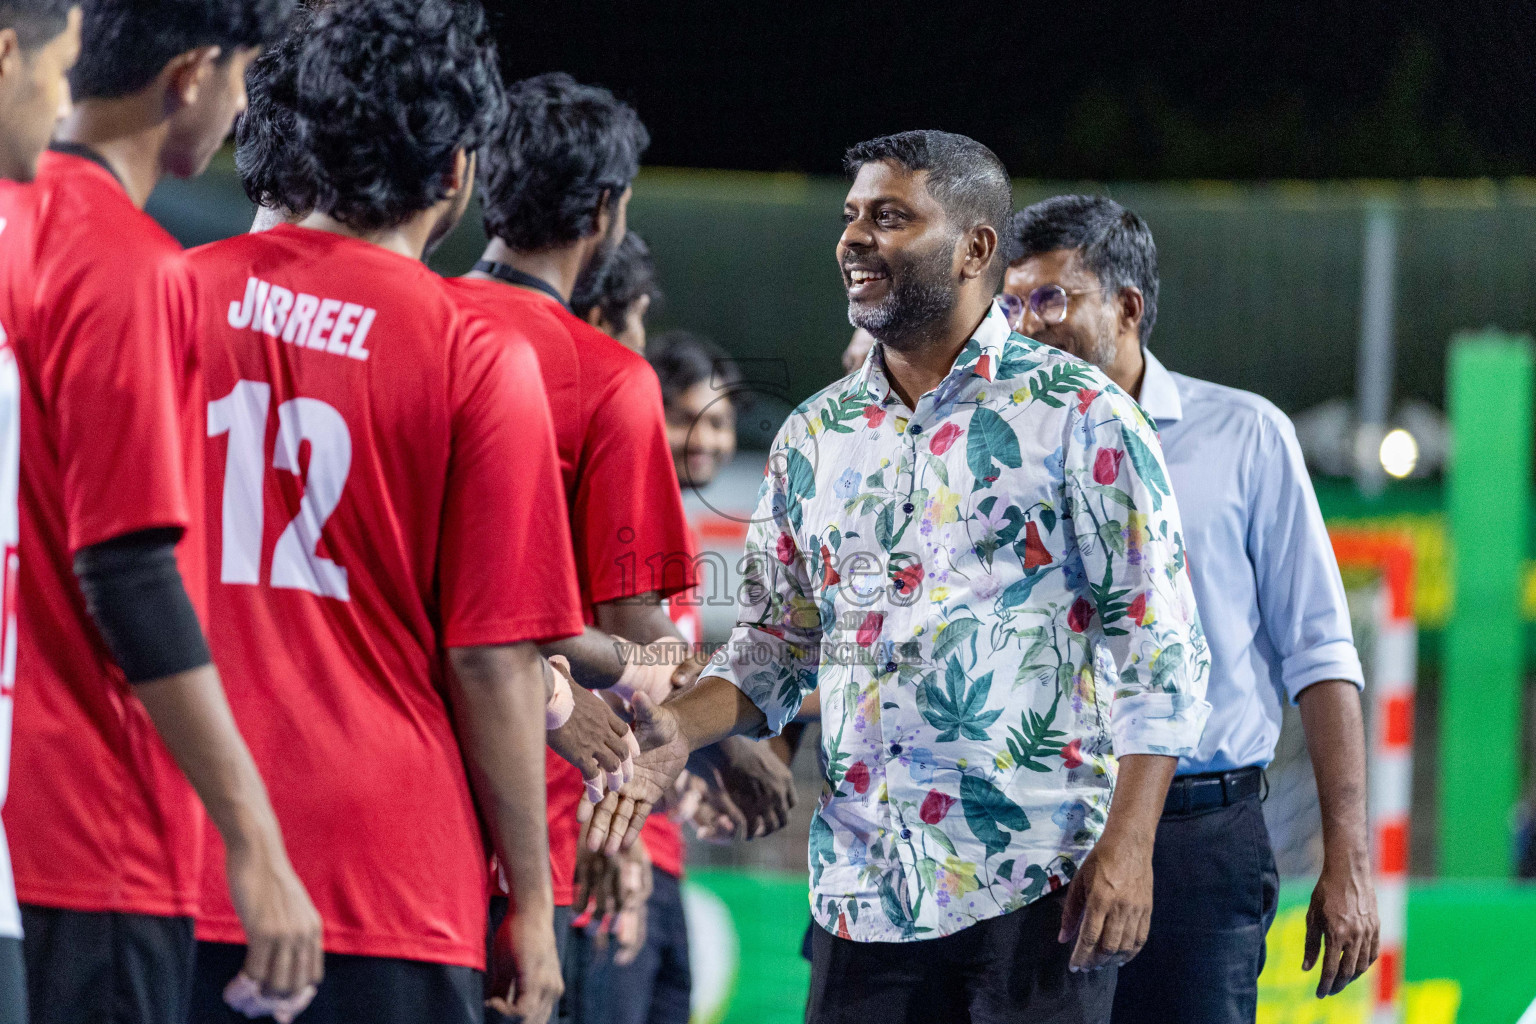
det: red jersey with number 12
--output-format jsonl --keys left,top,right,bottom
{"left": 189, "top": 225, "right": 583, "bottom": 969}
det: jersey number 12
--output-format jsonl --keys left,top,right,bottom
{"left": 209, "top": 380, "right": 351, "bottom": 601}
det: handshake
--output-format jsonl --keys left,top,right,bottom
{"left": 544, "top": 643, "right": 797, "bottom": 855}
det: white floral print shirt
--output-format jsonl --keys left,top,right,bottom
{"left": 709, "top": 303, "right": 1210, "bottom": 942}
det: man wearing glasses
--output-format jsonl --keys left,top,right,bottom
{"left": 1004, "top": 195, "right": 1378, "bottom": 1022}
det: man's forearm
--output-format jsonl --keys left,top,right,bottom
{"left": 1101, "top": 753, "right": 1178, "bottom": 846}
{"left": 671, "top": 675, "right": 769, "bottom": 752}
{"left": 541, "top": 594, "right": 685, "bottom": 689}
{"left": 541, "top": 628, "right": 628, "bottom": 689}
{"left": 1298, "top": 680, "right": 1370, "bottom": 863}
{"left": 135, "top": 665, "right": 289, "bottom": 860}
{"left": 593, "top": 594, "right": 681, "bottom": 647}
{"left": 447, "top": 643, "right": 556, "bottom": 919}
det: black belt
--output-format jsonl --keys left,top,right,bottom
{"left": 1162, "top": 766, "right": 1263, "bottom": 817}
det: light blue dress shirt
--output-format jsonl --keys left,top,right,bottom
{"left": 1138, "top": 350, "right": 1364, "bottom": 775}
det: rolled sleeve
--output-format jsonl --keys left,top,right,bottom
{"left": 1247, "top": 414, "right": 1365, "bottom": 704}
{"left": 1282, "top": 639, "right": 1366, "bottom": 703}
{"left": 710, "top": 442, "right": 823, "bottom": 735}
{"left": 1066, "top": 392, "right": 1211, "bottom": 758}
{"left": 1110, "top": 690, "right": 1213, "bottom": 757}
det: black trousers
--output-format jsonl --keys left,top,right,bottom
{"left": 20, "top": 905, "right": 195, "bottom": 1024}
{"left": 807, "top": 889, "right": 1117, "bottom": 1024}
{"left": 0, "top": 936, "right": 25, "bottom": 1024}
{"left": 1110, "top": 794, "right": 1279, "bottom": 1024}
{"left": 566, "top": 869, "right": 691, "bottom": 1024}
{"left": 190, "top": 941, "right": 481, "bottom": 1024}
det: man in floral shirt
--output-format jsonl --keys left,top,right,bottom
{"left": 593, "top": 131, "right": 1210, "bottom": 1022}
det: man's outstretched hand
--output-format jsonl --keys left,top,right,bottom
{"left": 579, "top": 693, "right": 689, "bottom": 855}
{"left": 693, "top": 736, "right": 797, "bottom": 840}
{"left": 547, "top": 658, "right": 636, "bottom": 802}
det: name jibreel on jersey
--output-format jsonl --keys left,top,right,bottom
{"left": 227, "top": 276, "right": 375, "bottom": 362}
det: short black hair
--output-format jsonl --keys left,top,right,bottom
{"left": 288, "top": 0, "right": 505, "bottom": 233}
{"left": 70, "top": 0, "right": 294, "bottom": 100}
{"left": 571, "top": 230, "right": 661, "bottom": 328}
{"left": 647, "top": 330, "right": 742, "bottom": 409}
{"left": 1010, "top": 195, "right": 1160, "bottom": 345}
{"left": 233, "top": 4, "right": 313, "bottom": 212}
{"left": 844, "top": 130, "right": 1014, "bottom": 285}
{"left": 479, "top": 71, "right": 649, "bottom": 252}
{"left": 0, "top": 0, "right": 74, "bottom": 50}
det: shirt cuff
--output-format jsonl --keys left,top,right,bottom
{"left": 708, "top": 624, "right": 819, "bottom": 737}
{"left": 1110, "top": 692, "right": 1212, "bottom": 758}
{"left": 1280, "top": 640, "right": 1365, "bottom": 704}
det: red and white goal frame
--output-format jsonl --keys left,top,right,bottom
{"left": 1329, "top": 528, "right": 1416, "bottom": 1023}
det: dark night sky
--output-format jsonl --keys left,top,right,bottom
{"left": 489, "top": 1, "right": 1536, "bottom": 179}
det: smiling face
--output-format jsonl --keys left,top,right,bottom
{"left": 837, "top": 160, "right": 963, "bottom": 349}
{"left": 666, "top": 382, "right": 736, "bottom": 488}
{"left": 1003, "top": 248, "right": 1122, "bottom": 370}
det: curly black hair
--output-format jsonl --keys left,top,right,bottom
{"left": 234, "top": 4, "right": 314, "bottom": 213}
{"left": 0, "top": 0, "right": 74, "bottom": 50}
{"left": 289, "top": 0, "right": 505, "bottom": 232}
{"left": 570, "top": 230, "right": 661, "bottom": 328}
{"left": 479, "top": 72, "right": 649, "bottom": 252}
{"left": 70, "top": 0, "right": 295, "bottom": 100}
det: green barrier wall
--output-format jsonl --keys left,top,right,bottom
{"left": 686, "top": 872, "right": 1536, "bottom": 1024}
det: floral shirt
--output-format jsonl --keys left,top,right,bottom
{"left": 710, "top": 303, "right": 1210, "bottom": 943}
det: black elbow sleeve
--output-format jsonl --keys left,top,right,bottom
{"left": 72, "top": 528, "right": 212, "bottom": 684}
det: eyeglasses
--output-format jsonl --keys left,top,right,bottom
{"left": 998, "top": 285, "right": 1102, "bottom": 331}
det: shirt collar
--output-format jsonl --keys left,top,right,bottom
{"left": 1137, "top": 348, "right": 1183, "bottom": 427}
{"left": 855, "top": 300, "right": 1012, "bottom": 399}
{"left": 47, "top": 141, "right": 126, "bottom": 192}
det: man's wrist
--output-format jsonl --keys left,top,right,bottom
{"left": 1320, "top": 833, "right": 1371, "bottom": 872}
{"left": 219, "top": 804, "right": 284, "bottom": 864}
{"left": 1095, "top": 822, "right": 1156, "bottom": 862}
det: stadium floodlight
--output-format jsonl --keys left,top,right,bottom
{"left": 1378, "top": 428, "right": 1419, "bottom": 479}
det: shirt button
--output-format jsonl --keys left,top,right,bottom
{"left": 900, "top": 828, "right": 913, "bottom": 840}
{"left": 884, "top": 661, "right": 898, "bottom": 674}
{"left": 909, "top": 423, "right": 923, "bottom": 435}
{"left": 902, "top": 502, "right": 915, "bottom": 514}
{"left": 890, "top": 743, "right": 903, "bottom": 755}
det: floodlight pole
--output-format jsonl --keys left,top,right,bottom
{"left": 1355, "top": 201, "right": 1398, "bottom": 496}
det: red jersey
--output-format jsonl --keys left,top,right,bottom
{"left": 447, "top": 278, "right": 695, "bottom": 904}
{"left": 190, "top": 226, "right": 582, "bottom": 968}
{"left": 0, "top": 150, "right": 207, "bottom": 918}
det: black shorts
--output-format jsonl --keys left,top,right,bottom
{"left": 565, "top": 870, "right": 691, "bottom": 1024}
{"left": 190, "top": 941, "right": 481, "bottom": 1024}
{"left": 806, "top": 889, "right": 1117, "bottom": 1024}
{"left": 485, "top": 900, "right": 576, "bottom": 1024}
{"left": 20, "top": 904, "right": 195, "bottom": 1024}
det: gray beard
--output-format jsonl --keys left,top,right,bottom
{"left": 846, "top": 250, "right": 958, "bottom": 351}
{"left": 1081, "top": 328, "right": 1120, "bottom": 371}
